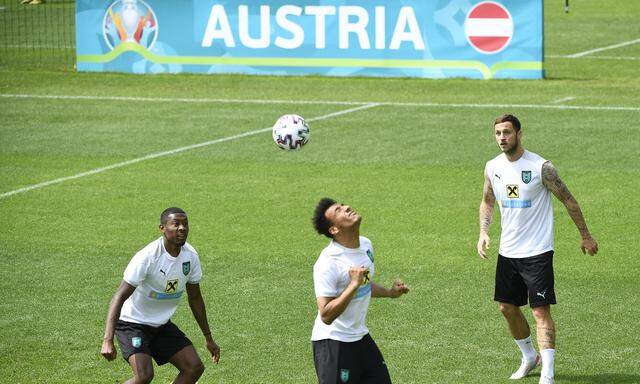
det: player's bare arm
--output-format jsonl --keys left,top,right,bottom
{"left": 371, "top": 280, "right": 409, "bottom": 298}
{"left": 101, "top": 281, "right": 136, "bottom": 361}
{"left": 316, "top": 266, "right": 367, "bottom": 324}
{"left": 186, "top": 282, "right": 220, "bottom": 364}
{"left": 541, "top": 161, "right": 599, "bottom": 255}
{"left": 478, "top": 170, "right": 496, "bottom": 259}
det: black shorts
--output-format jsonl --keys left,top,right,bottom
{"left": 312, "top": 334, "right": 391, "bottom": 384}
{"left": 494, "top": 250, "right": 556, "bottom": 308}
{"left": 115, "top": 320, "right": 192, "bottom": 365}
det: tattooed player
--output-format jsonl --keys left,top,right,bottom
{"left": 477, "top": 114, "right": 599, "bottom": 384}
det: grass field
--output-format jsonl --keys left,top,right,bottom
{"left": 1, "top": 1, "right": 639, "bottom": 383}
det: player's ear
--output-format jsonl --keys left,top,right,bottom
{"left": 329, "top": 225, "right": 339, "bottom": 236}
{"left": 159, "top": 224, "right": 165, "bottom": 233}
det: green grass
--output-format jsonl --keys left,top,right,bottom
{"left": 1, "top": 0, "right": 639, "bottom": 383}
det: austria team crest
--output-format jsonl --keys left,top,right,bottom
{"left": 366, "top": 249, "right": 374, "bottom": 262}
{"left": 522, "top": 170, "right": 532, "bottom": 184}
{"left": 182, "top": 261, "right": 190, "bottom": 276}
{"left": 340, "top": 369, "right": 350, "bottom": 383}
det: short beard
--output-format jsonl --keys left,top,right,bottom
{"left": 502, "top": 138, "right": 520, "bottom": 155}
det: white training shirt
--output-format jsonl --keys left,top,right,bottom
{"left": 486, "top": 150, "right": 554, "bottom": 258}
{"left": 311, "top": 236, "right": 375, "bottom": 342}
{"left": 120, "top": 237, "right": 202, "bottom": 327}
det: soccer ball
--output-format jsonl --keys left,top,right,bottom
{"left": 272, "top": 114, "right": 310, "bottom": 150}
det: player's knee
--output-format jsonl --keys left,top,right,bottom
{"left": 498, "top": 302, "right": 517, "bottom": 316}
{"left": 183, "top": 359, "right": 205, "bottom": 378}
{"left": 134, "top": 370, "right": 154, "bottom": 384}
{"left": 193, "top": 360, "right": 205, "bottom": 378}
{"left": 531, "top": 306, "right": 552, "bottom": 323}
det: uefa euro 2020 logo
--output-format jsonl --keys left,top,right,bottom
{"left": 103, "top": 0, "right": 158, "bottom": 50}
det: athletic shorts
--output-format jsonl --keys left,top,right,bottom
{"left": 115, "top": 320, "right": 192, "bottom": 365}
{"left": 312, "top": 334, "right": 391, "bottom": 384}
{"left": 494, "top": 250, "right": 556, "bottom": 308}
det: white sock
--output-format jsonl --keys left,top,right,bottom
{"left": 515, "top": 336, "right": 537, "bottom": 361}
{"left": 541, "top": 348, "right": 555, "bottom": 377}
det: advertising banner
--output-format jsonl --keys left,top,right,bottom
{"left": 76, "top": 0, "right": 543, "bottom": 79}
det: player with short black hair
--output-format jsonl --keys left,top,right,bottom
{"left": 312, "top": 197, "right": 337, "bottom": 238}
{"left": 101, "top": 208, "right": 220, "bottom": 384}
{"left": 477, "top": 115, "right": 598, "bottom": 384}
{"left": 161, "top": 207, "right": 186, "bottom": 225}
{"left": 311, "top": 198, "right": 409, "bottom": 384}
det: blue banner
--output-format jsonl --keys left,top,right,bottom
{"left": 76, "top": 0, "right": 543, "bottom": 79}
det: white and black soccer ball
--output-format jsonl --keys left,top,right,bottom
{"left": 272, "top": 114, "right": 310, "bottom": 150}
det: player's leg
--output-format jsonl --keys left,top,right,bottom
{"left": 499, "top": 302, "right": 530, "bottom": 339}
{"left": 360, "top": 334, "right": 391, "bottom": 384}
{"left": 115, "top": 320, "right": 155, "bottom": 384}
{"left": 521, "top": 251, "right": 556, "bottom": 384}
{"left": 494, "top": 255, "right": 539, "bottom": 379}
{"left": 125, "top": 353, "right": 155, "bottom": 384}
{"left": 150, "top": 321, "right": 200, "bottom": 383}
{"left": 532, "top": 305, "right": 555, "bottom": 384}
{"left": 312, "top": 339, "right": 340, "bottom": 384}
{"left": 336, "top": 339, "right": 362, "bottom": 384}
{"left": 168, "top": 345, "right": 205, "bottom": 384}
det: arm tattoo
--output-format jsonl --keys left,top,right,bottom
{"left": 542, "top": 161, "right": 591, "bottom": 238}
{"left": 479, "top": 176, "right": 496, "bottom": 233}
{"left": 541, "top": 161, "right": 575, "bottom": 203}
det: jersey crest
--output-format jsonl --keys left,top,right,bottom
{"left": 340, "top": 369, "right": 350, "bottom": 383}
{"left": 366, "top": 249, "right": 374, "bottom": 262}
{"left": 182, "top": 261, "right": 190, "bottom": 276}
{"left": 522, "top": 170, "right": 532, "bottom": 184}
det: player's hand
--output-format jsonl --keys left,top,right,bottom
{"left": 389, "top": 279, "right": 409, "bottom": 298}
{"left": 348, "top": 266, "right": 368, "bottom": 287}
{"left": 477, "top": 233, "right": 490, "bottom": 259}
{"left": 581, "top": 236, "right": 598, "bottom": 256}
{"left": 206, "top": 337, "right": 220, "bottom": 364}
{"left": 101, "top": 338, "right": 117, "bottom": 361}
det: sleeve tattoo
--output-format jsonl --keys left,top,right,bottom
{"left": 541, "top": 161, "right": 591, "bottom": 238}
{"left": 479, "top": 175, "right": 496, "bottom": 233}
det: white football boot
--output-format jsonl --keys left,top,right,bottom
{"left": 510, "top": 354, "right": 541, "bottom": 379}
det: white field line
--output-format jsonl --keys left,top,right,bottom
{"left": 566, "top": 38, "right": 640, "bottom": 58}
{"left": 550, "top": 96, "right": 576, "bottom": 104}
{"left": 2, "top": 93, "right": 639, "bottom": 111}
{"left": 0, "top": 93, "right": 366, "bottom": 106}
{"left": 548, "top": 54, "right": 640, "bottom": 61}
{"left": 0, "top": 103, "right": 379, "bottom": 200}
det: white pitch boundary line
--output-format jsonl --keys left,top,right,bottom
{"left": 2, "top": 93, "right": 639, "bottom": 112}
{"left": 548, "top": 54, "right": 640, "bottom": 61}
{"left": 566, "top": 38, "right": 640, "bottom": 58}
{"left": 0, "top": 93, "right": 366, "bottom": 106}
{"left": 550, "top": 96, "right": 576, "bottom": 104}
{"left": 583, "top": 56, "right": 640, "bottom": 61}
{"left": 0, "top": 103, "right": 379, "bottom": 200}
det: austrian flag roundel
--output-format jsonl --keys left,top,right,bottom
{"left": 465, "top": 1, "right": 513, "bottom": 54}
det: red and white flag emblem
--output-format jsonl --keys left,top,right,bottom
{"left": 465, "top": 1, "right": 513, "bottom": 54}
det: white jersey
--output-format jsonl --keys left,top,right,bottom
{"left": 311, "top": 236, "right": 375, "bottom": 342}
{"left": 120, "top": 237, "right": 203, "bottom": 327}
{"left": 486, "top": 150, "right": 554, "bottom": 258}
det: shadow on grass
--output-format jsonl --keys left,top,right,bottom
{"left": 556, "top": 373, "right": 640, "bottom": 383}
